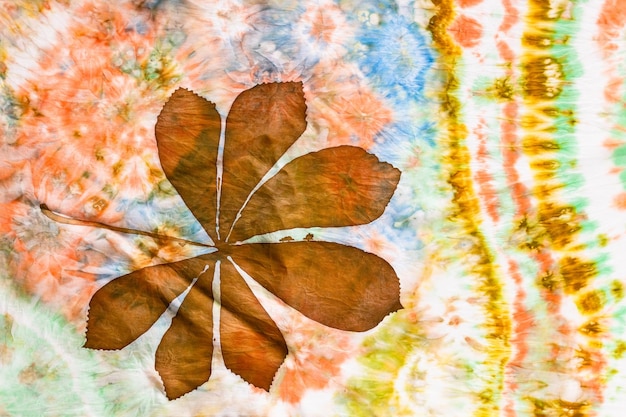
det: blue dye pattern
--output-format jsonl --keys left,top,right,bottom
{"left": 372, "top": 121, "right": 437, "bottom": 163}
{"left": 355, "top": 15, "right": 433, "bottom": 102}
{"left": 242, "top": 6, "right": 314, "bottom": 73}
{"left": 379, "top": 198, "right": 425, "bottom": 251}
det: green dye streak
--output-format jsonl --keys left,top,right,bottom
{"left": 338, "top": 314, "right": 418, "bottom": 415}
{"left": 618, "top": 171, "right": 626, "bottom": 190}
{"left": 614, "top": 146, "right": 626, "bottom": 166}
{"left": 0, "top": 275, "right": 107, "bottom": 416}
{"left": 337, "top": 313, "right": 430, "bottom": 416}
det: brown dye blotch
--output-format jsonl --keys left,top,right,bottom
{"left": 112, "top": 161, "right": 123, "bottom": 176}
{"left": 522, "top": 57, "right": 563, "bottom": 99}
{"left": 538, "top": 270, "right": 559, "bottom": 291}
{"left": 522, "top": 33, "right": 555, "bottom": 49}
{"left": 578, "top": 319, "right": 605, "bottom": 337}
{"left": 522, "top": 137, "right": 560, "bottom": 155}
{"left": 537, "top": 203, "right": 582, "bottom": 250}
{"left": 525, "top": 0, "right": 566, "bottom": 21}
{"left": 539, "top": 106, "right": 561, "bottom": 119}
{"left": 533, "top": 184, "right": 566, "bottom": 201}
{"left": 531, "top": 159, "right": 560, "bottom": 181}
{"left": 440, "top": 76, "right": 463, "bottom": 118}
{"left": 513, "top": 216, "right": 548, "bottom": 251}
{"left": 574, "top": 347, "right": 595, "bottom": 369}
{"left": 561, "top": 108, "right": 578, "bottom": 127}
{"left": 428, "top": 0, "right": 461, "bottom": 54}
{"left": 610, "top": 280, "right": 623, "bottom": 300}
{"left": 488, "top": 77, "right": 515, "bottom": 101}
{"left": 576, "top": 290, "right": 605, "bottom": 314}
{"left": 559, "top": 256, "right": 597, "bottom": 294}
{"left": 527, "top": 397, "right": 590, "bottom": 417}
{"left": 523, "top": 239, "right": 543, "bottom": 251}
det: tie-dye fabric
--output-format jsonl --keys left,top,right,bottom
{"left": 1, "top": 0, "right": 625, "bottom": 416}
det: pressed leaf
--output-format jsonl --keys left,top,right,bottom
{"left": 230, "top": 145, "right": 401, "bottom": 242}
{"left": 220, "top": 261, "right": 288, "bottom": 390}
{"left": 71, "top": 82, "right": 403, "bottom": 400}
{"left": 230, "top": 242, "right": 402, "bottom": 332}
{"left": 155, "top": 88, "right": 221, "bottom": 241}
{"left": 220, "top": 82, "right": 307, "bottom": 240}
{"left": 85, "top": 254, "right": 214, "bottom": 350}
{"left": 155, "top": 266, "right": 214, "bottom": 400}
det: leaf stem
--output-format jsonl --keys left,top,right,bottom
{"left": 40, "top": 204, "right": 214, "bottom": 249}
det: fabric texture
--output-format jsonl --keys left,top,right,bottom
{"left": 1, "top": 0, "right": 625, "bottom": 416}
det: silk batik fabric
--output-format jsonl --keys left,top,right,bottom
{"left": 2, "top": 0, "right": 626, "bottom": 416}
